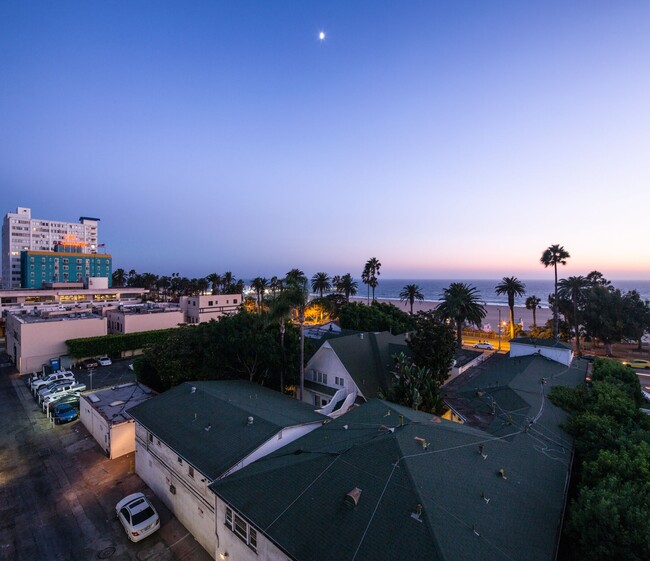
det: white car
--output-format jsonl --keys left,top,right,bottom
{"left": 116, "top": 493, "right": 160, "bottom": 542}
{"left": 98, "top": 356, "right": 112, "bottom": 366}
{"left": 31, "top": 371, "right": 75, "bottom": 394}
{"left": 473, "top": 342, "right": 495, "bottom": 350}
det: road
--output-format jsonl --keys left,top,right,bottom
{"left": 0, "top": 357, "right": 211, "bottom": 561}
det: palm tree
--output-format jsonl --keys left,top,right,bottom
{"left": 337, "top": 273, "right": 358, "bottom": 302}
{"left": 222, "top": 271, "right": 234, "bottom": 293}
{"left": 268, "top": 293, "right": 293, "bottom": 393}
{"left": 540, "top": 244, "right": 570, "bottom": 340}
{"left": 112, "top": 268, "right": 126, "bottom": 287}
{"left": 285, "top": 269, "right": 306, "bottom": 284}
{"left": 495, "top": 277, "right": 526, "bottom": 339}
{"left": 250, "top": 277, "right": 269, "bottom": 312}
{"left": 206, "top": 273, "right": 222, "bottom": 295}
{"left": 436, "top": 283, "right": 487, "bottom": 349}
{"left": 283, "top": 276, "right": 309, "bottom": 400}
{"left": 311, "top": 272, "right": 331, "bottom": 298}
{"left": 400, "top": 284, "right": 425, "bottom": 315}
{"left": 525, "top": 295, "right": 541, "bottom": 327}
{"left": 362, "top": 257, "right": 381, "bottom": 303}
{"left": 558, "top": 276, "right": 589, "bottom": 355}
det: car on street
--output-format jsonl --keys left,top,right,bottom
{"left": 622, "top": 359, "right": 650, "bottom": 370}
{"left": 116, "top": 493, "right": 160, "bottom": 542}
{"left": 53, "top": 403, "right": 79, "bottom": 424}
{"left": 473, "top": 342, "right": 495, "bottom": 350}
{"left": 81, "top": 358, "right": 99, "bottom": 369}
{"left": 98, "top": 356, "right": 112, "bottom": 366}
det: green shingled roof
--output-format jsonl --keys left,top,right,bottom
{"left": 325, "top": 332, "right": 410, "bottom": 398}
{"left": 510, "top": 337, "right": 573, "bottom": 350}
{"left": 211, "top": 381, "right": 580, "bottom": 561}
{"left": 128, "top": 380, "right": 325, "bottom": 480}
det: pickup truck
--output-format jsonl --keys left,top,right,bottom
{"left": 40, "top": 382, "right": 86, "bottom": 410}
{"left": 31, "top": 371, "right": 75, "bottom": 395}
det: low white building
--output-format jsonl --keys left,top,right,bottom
{"left": 6, "top": 310, "right": 107, "bottom": 373}
{"left": 180, "top": 294, "right": 241, "bottom": 324}
{"left": 509, "top": 337, "right": 574, "bottom": 366}
{"left": 128, "top": 381, "right": 326, "bottom": 556}
{"left": 79, "top": 382, "right": 155, "bottom": 459}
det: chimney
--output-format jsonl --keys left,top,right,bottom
{"left": 344, "top": 487, "right": 362, "bottom": 507}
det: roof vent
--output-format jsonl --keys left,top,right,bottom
{"left": 247, "top": 416, "right": 254, "bottom": 425}
{"left": 411, "top": 503, "right": 423, "bottom": 522}
{"left": 190, "top": 386, "right": 196, "bottom": 394}
{"left": 478, "top": 444, "right": 488, "bottom": 459}
{"left": 204, "top": 424, "right": 212, "bottom": 432}
{"left": 344, "top": 487, "right": 362, "bottom": 508}
{"left": 359, "top": 333, "right": 364, "bottom": 339}
{"left": 498, "top": 468, "right": 507, "bottom": 480}
{"left": 343, "top": 424, "right": 349, "bottom": 430}
{"left": 109, "top": 400, "right": 125, "bottom": 407}
{"left": 379, "top": 425, "right": 394, "bottom": 433}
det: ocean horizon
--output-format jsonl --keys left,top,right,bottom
{"left": 326, "top": 278, "right": 650, "bottom": 309}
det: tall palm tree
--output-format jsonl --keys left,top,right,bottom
{"left": 337, "top": 273, "right": 358, "bottom": 302}
{"left": 362, "top": 257, "right": 381, "bottom": 303}
{"left": 400, "top": 284, "right": 425, "bottom": 315}
{"left": 268, "top": 293, "right": 293, "bottom": 393}
{"left": 311, "top": 272, "right": 331, "bottom": 298}
{"left": 283, "top": 276, "right": 309, "bottom": 400}
{"left": 222, "top": 271, "right": 234, "bottom": 293}
{"left": 436, "top": 283, "right": 487, "bottom": 349}
{"left": 558, "top": 276, "right": 589, "bottom": 355}
{"left": 206, "top": 273, "right": 222, "bottom": 295}
{"left": 525, "top": 295, "right": 541, "bottom": 327}
{"left": 112, "top": 268, "right": 126, "bottom": 287}
{"left": 285, "top": 269, "right": 306, "bottom": 284}
{"left": 540, "top": 244, "right": 570, "bottom": 340}
{"left": 495, "top": 277, "right": 526, "bottom": 339}
{"left": 250, "top": 277, "right": 269, "bottom": 312}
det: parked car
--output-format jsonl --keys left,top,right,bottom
{"left": 622, "top": 359, "right": 650, "bottom": 370}
{"left": 45, "top": 394, "right": 80, "bottom": 415}
{"left": 473, "top": 342, "right": 495, "bottom": 350}
{"left": 642, "top": 387, "right": 650, "bottom": 403}
{"left": 40, "top": 382, "right": 86, "bottom": 409}
{"left": 581, "top": 354, "right": 596, "bottom": 362}
{"left": 53, "top": 403, "right": 79, "bottom": 424}
{"left": 31, "top": 371, "right": 75, "bottom": 394}
{"left": 116, "top": 493, "right": 160, "bottom": 542}
{"left": 81, "top": 358, "right": 99, "bottom": 369}
{"left": 36, "top": 379, "right": 74, "bottom": 399}
{"left": 98, "top": 356, "right": 112, "bottom": 366}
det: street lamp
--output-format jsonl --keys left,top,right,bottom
{"left": 498, "top": 307, "right": 502, "bottom": 351}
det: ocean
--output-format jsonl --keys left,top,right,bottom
{"left": 349, "top": 279, "right": 650, "bottom": 309}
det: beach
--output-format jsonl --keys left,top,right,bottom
{"left": 349, "top": 297, "right": 554, "bottom": 331}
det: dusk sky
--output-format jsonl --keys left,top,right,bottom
{"left": 2, "top": 1, "right": 649, "bottom": 280}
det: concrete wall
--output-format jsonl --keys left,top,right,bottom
{"left": 6, "top": 313, "right": 107, "bottom": 373}
{"left": 510, "top": 343, "right": 573, "bottom": 366}
{"left": 180, "top": 294, "right": 241, "bottom": 324}
{"left": 80, "top": 395, "right": 111, "bottom": 456}
{"left": 106, "top": 309, "right": 184, "bottom": 334}
{"left": 134, "top": 423, "right": 216, "bottom": 556}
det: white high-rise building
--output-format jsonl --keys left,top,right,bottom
{"left": 2, "top": 207, "right": 100, "bottom": 289}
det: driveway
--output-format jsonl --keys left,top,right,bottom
{"left": 0, "top": 358, "right": 212, "bottom": 561}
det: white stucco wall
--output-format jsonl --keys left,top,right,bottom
{"left": 509, "top": 342, "right": 573, "bottom": 366}
{"left": 134, "top": 423, "right": 216, "bottom": 555}
{"left": 80, "top": 396, "right": 110, "bottom": 456}
{"left": 303, "top": 343, "right": 357, "bottom": 407}
{"left": 107, "top": 310, "right": 184, "bottom": 334}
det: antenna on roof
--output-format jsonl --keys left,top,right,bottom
{"left": 478, "top": 444, "right": 488, "bottom": 460}
{"left": 480, "top": 491, "right": 490, "bottom": 504}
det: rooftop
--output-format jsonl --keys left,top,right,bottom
{"left": 82, "top": 382, "right": 155, "bottom": 424}
{"left": 211, "top": 391, "right": 577, "bottom": 561}
{"left": 10, "top": 311, "right": 104, "bottom": 324}
{"left": 128, "top": 381, "right": 326, "bottom": 480}
{"left": 509, "top": 337, "right": 573, "bottom": 350}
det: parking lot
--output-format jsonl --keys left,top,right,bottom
{"left": 0, "top": 356, "right": 212, "bottom": 561}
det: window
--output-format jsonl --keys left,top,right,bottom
{"left": 335, "top": 376, "right": 345, "bottom": 387}
{"left": 177, "top": 456, "right": 183, "bottom": 465}
{"left": 313, "top": 370, "right": 327, "bottom": 384}
{"left": 188, "top": 466, "right": 194, "bottom": 478}
{"left": 148, "top": 433, "right": 153, "bottom": 443}
{"left": 233, "top": 299, "right": 238, "bottom": 304}
{"left": 208, "top": 301, "right": 213, "bottom": 306}
{"left": 225, "top": 507, "right": 257, "bottom": 552}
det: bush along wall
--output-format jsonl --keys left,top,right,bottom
{"left": 66, "top": 329, "right": 177, "bottom": 358}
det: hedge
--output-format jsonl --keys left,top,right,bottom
{"left": 66, "top": 328, "right": 177, "bottom": 358}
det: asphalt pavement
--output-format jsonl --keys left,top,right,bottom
{"left": 0, "top": 356, "right": 212, "bottom": 561}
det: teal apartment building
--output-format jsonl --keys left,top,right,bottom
{"left": 20, "top": 248, "right": 112, "bottom": 288}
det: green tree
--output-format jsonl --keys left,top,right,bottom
{"left": 112, "top": 268, "right": 126, "bottom": 287}
{"left": 335, "top": 273, "right": 358, "bottom": 302}
{"left": 540, "top": 244, "right": 570, "bottom": 340}
{"left": 206, "top": 273, "right": 222, "bottom": 294}
{"left": 582, "top": 286, "right": 626, "bottom": 356}
{"left": 251, "top": 277, "right": 269, "bottom": 312}
{"left": 338, "top": 301, "right": 415, "bottom": 334}
{"left": 400, "top": 284, "right": 425, "bottom": 315}
{"left": 436, "top": 283, "right": 487, "bottom": 349}
{"left": 622, "top": 290, "right": 650, "bottom": 351}
{"left": 407, "top": 311, "right": 456, "bottom": 386}
{"left": 494, "top": 276, "right": 526, "bottom": 339}
{"left": 285, "top": 268, "right": 306, "bottom": 284}
{"left": 382, "top": 352, "right": 440, "bottom": 412}
{"left": 283, "top": 276, "right": 310, "bottom": 400}
{"left": 558, "top": 275, "right": 589, "bottom": 355}
{"left": 311, "top": 272, "right": 331, "bottom": 298}
{"left": 362, "top": 257, "right": 381, "bottom": 303}
{"left": 525, "top": 295, "right": 541, "bottom": 327}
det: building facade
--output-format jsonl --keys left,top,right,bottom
{"left": 179, "top": 294, "right": 241, "bottom": 324}
{"left": 6, "top": 310, "right": 107, "bottom": 373}
{"left": 106, "top": 305, "right": 184, "bottom": 334}
{"left": 2, "top": 207, "right": 100, "bottom": 289}
{"left": 20, "top": 249, "right": 112, "bottom": 288}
